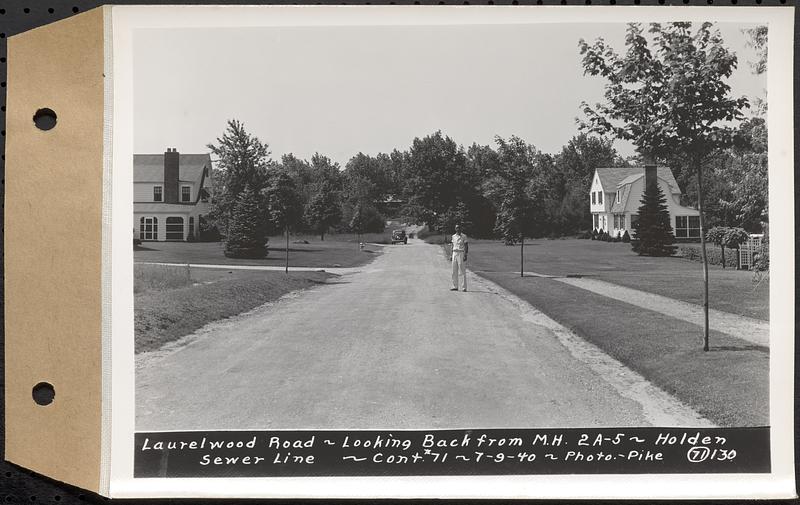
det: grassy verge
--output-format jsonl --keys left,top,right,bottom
{"left": 476, "top": 272, "right": 768, "bottom": 427}
{"left": 135, "top": 265, "right": 332, "bottom": 353}
{"left": 466, "top": 238, "right": 768, "bottom": 320}
{"left": 135, "top": 234, "right": 384, "bottom": 268}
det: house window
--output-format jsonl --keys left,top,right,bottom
{"left": 139, "top": 216, "right": 158, "bottom": 240}
{"left": 166, "top": 217, "right": 185, "bottom": 241}
{"left": 675, "top": 216, "right": 701, "bottom": 238}
{"left": 598, "top": 192, "right": 603, "bottom": 205}
{"left": 181, "top": 186, "right": 191, "bottom": 202}
{"left": 153, "top": 186, "right": 163, "bottom": 202}
{"left": 591, "top": 192, "right": 596, "bottom": 205}
{"left": 593, "top": 214, "right": 599, "bottom": 229}
{"left": 616, "top": 191, "right": 621, "bottom": 204}
{"left": 614, "top": 214, "right": 625, "bottom": 229}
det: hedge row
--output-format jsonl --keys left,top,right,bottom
{"left": 678, "top": 244, "right": 740, "bottom": 268}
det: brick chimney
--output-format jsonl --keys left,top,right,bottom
{"left": 164, "top": 148, "right": 179, "bottom": 204}
{"left": 644, "top": 164, "right": 657, "bottom": 192}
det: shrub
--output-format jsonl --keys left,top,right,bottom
{"left": 706, "top": 226, "right": 749, "bottom": 269}
{"left": 752, "top": 240, "right": 769, "bottom": 272}
{"left": 199, "top": 216, "right": 222, "bottom": 242}
{"left": 590, "top": 229, "right": 597, "bottom": 240}
{"left": 678, "top": 244, "right": 738, "bottom": 268}
{"left": 622, "top": 230, "right": 631, "bottom": 243}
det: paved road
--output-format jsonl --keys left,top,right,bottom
{"left": 136, "top": 239, "right": 710, "bottom": 431}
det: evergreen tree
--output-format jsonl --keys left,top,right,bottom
{"left": 631, "top": 182, "right": 677, "bottom": 256}
{"left": 224, "top": 184, "right": 268, "bottom": 259}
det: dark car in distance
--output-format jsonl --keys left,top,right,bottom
{"left": 391, "top": 229, "right": 408, "bottom": 245}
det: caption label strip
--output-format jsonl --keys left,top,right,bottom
{"left": 134, "top": 427, "right": 769, "bottom": 478}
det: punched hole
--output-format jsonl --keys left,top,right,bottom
{"left": 33, "top": 108, "right": 57, "bottom": 131}
{"left": 32, "top": 382, "right": 55, "bottom": 406}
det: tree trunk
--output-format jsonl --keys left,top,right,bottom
{"left": 285, "top": 226, "right": 289, "bottom": 274}
{"left": 720, "top": 245, "right": 726, "bottom": 269}
{"left": 321, "top": 231, "right": 325, "bottom": 241}
{"left": 696, "top": 162, "right": 710, "bottom": 351}
{"left": 520, "top": 234, "right": 524, "bottom": 277}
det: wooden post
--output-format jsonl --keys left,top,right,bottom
{"left": 520, "top": 234, "right": 524, "bottom": 277}
{"left": 285, "top": 226, "right": 289, "bottom": 274}
{"left": 697, "top": 161, "right": 710, "bottom": 351}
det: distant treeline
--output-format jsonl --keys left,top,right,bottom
{"left": 204, "top": 117, "right": 767, "bottom": 243}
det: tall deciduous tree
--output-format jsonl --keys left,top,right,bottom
{"left": 403, "top": 131, "right": 471, "bottom": 229}
{"left": 305, "top": 180, "right": 342, "bottom": 241}
{"left": 265, "top": 172, "right": 304, "bottom": 273}
{"left": 579, "top": 22, "right": 749, "bottom": 351}
{"left": 207, "top": 120, "right": 272, "bottom": 237}
{"left": 553, "top": 134, "right": 622, "bottom": 234}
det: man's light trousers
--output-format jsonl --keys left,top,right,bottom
{"left": 451, "top": 251, "right": 466, "bottom": 290}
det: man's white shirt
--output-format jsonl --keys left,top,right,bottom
{"left": 451, "top": 233, "right": 468, "bottom": 252}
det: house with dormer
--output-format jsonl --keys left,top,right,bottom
{"left": 590, "top": 165, "right": 700, "bottom": 239}
{"left": 133, "top": 148, "right": 213, "bottom": 241}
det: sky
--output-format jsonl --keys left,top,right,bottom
{"left": 133, "top": 22, "right": 766, "bottom": 167}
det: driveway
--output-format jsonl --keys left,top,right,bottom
{"left": 136, "top": 239, "right": 710, "bottom": 431}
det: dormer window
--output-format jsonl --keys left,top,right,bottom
{"left": 616, "top": 191, "right": 621, "bottom": 203}
{"left": 591, "top": 192, "right": 596, "bottom": 205}
{"left": 153, "top": 185, "right": 163, "bottom": 202}
{"left": 598, "top": 192, "right": 603, "bottom": 204}
{"left": 181, "top": 185, "right": 191, "bottom": 202}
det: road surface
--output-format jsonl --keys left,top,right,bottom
{"left": 136, "top": 239, "right": 710, "bottom": 431}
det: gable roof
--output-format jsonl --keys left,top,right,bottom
{"left": 595, "top": 166, "right": 680, "bottom": 194}
{"left": 609, "top": 183, "right": 633, "bottom": 213}
{"left": 133, "top": 154, "right": 212, "bottom": 184}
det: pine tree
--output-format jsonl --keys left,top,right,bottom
{"left": 631, "top": 182, "right": 677, "bottom": 256}
{"left": 224, "top": 184, "right": 268, "bottom": 258}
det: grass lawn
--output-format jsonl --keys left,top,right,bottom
{"left": 134, "top": 232, "right": 389, "bottom": 269}
{"left": 135, "top": 264, "right": 332, "bottom": 353}
{"left": 465, "top": 238, "right": 769, "bottom": 320}
{"left": 477, "top": 272, "right": 768, "bottom": 427}
{"left": 454, "top": 238, "right": 770, "bottom": 426}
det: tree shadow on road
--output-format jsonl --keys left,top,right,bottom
{"left": 709, "top": 344, "right": 769, "bottom": 354}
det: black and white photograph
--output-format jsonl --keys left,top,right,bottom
{"left": 115, "top": 5, "right": 793, "bottom": 497}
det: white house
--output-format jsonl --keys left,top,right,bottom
{"left": 133, "top": 148, "right": 213, "bottom": 241}
{"left": 590, "top": 165, "right": 700, "bottom": 239}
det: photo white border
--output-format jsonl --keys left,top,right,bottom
{"left": 108, "top": 5, "right": 795, "bottom": 499}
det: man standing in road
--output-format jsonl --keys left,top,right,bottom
{"left": 450, "top": 224, "right": 469, "bottom": 292}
